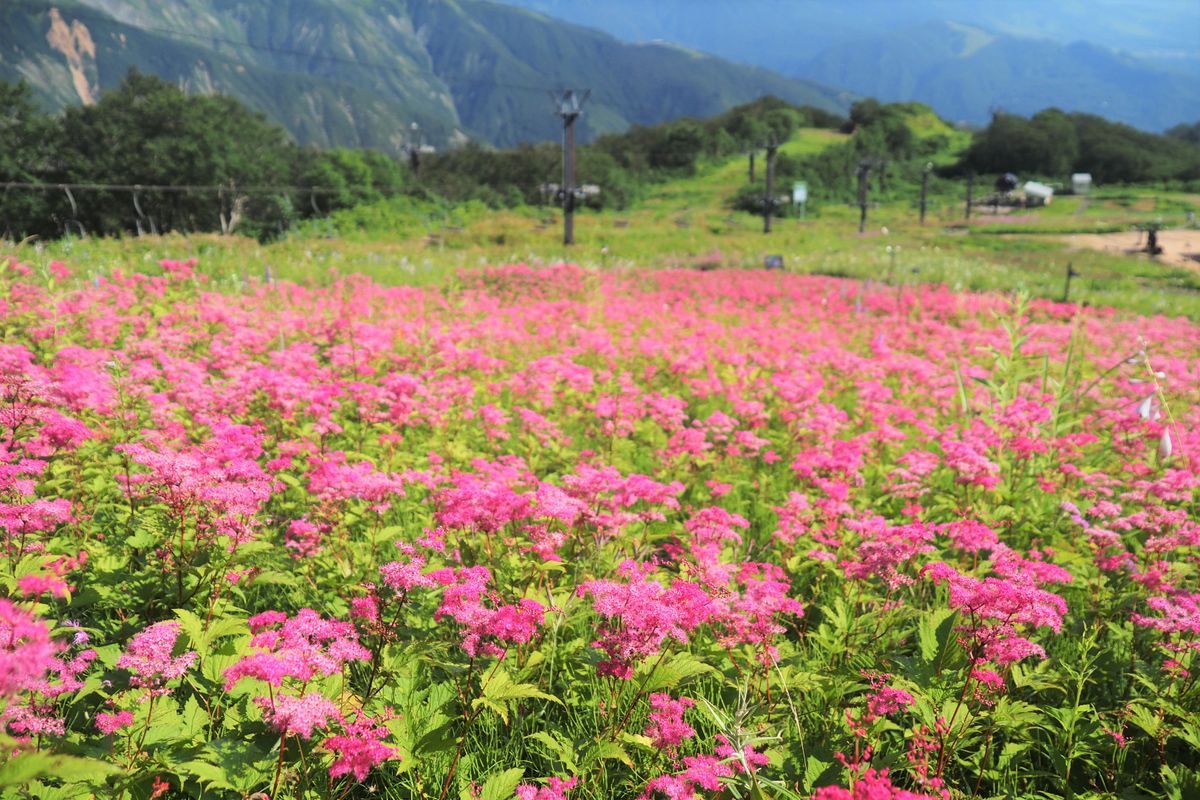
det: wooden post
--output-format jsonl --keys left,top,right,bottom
{"left": 763, "top": 139, "right": 778, "bottom": 234}
{"left": 919, "top": 162, "right": 931, "bottom": 225}
{"left": 857, "top": 162, "right": 870, "bottom": 234}
{"left": 1062, "top": 262, "right": 1078, "bottom": 302}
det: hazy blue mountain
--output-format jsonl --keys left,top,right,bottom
{"left": 0, "top": 0, "right": 851, "bottom": 154}
{"left": 802, "top": 22, "right": 1200, "bottom": 130}
{"left": 504, "top": 0, "right": 1200, "bottom": 129}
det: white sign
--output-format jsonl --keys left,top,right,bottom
{"left": 792, "top": 181, "right": 808, "bottom": 204}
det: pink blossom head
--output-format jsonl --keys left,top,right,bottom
{"left": 116, "top": 621, "right": 197, "bottom": 691}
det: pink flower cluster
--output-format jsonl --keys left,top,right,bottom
{"left": 579, "top": 561, "right": 713, "bottom": 679}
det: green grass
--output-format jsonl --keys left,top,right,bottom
{"left": 6, "top": 127, "right": 1200, "bottom": 319}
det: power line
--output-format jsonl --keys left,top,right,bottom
{"left": 1, "top": 181, "right": 345, "bottom": 195}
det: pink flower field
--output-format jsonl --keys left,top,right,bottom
{"left": 0, "top": 257, "right": 1197, "bottom": 799}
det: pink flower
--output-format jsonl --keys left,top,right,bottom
{"left": 256, "top": 693, "right": 342, "bottom": 739}
{"left": 579, "top": 561, "right": 714, "bottom": 679}
{"left": 813, "top": 767, "right": 941, "bottom": 799}
{"left": 863, "top": 676, "right": 914, "bottom": 722}
{"left": 0, "top": 600, "right": 69, "bottom": 699}
{"left": 380, "top": 555, "right": 435, "bottom": 593}
{"left": 324, "top": 712, "right": 398, "bottom": 780}
{"left": 96, "top": 710, "right": 134, "bottom": 734}
{"left": 644, "top": 694, "right": 695, "bottom": 752}
{"left": 517, "top": 777, "right": 577, "bottom": 800}
{"left": 643, "top": 753, "right": 732, "bottom": 799}
{"left": 224, "top": 609, "right": 370, "bottom": 691}
{"left": 17, "top": 574, "right": 69, "bottom": 598}
{"left": 285, "top": 519, "right": 324, "bottom": 558}
{"left": 117, "top": 622, "right": 197, "bottom": 691}
{"left": 714, "top": 735, "right": 769, "bottom": 773}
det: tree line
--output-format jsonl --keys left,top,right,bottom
{"left": 962, "top": 109, "right": 1200, "bottom": 184}
{"left": 3, "top": 68, "right": 1198, "bottom": 242}
{"left": 0, "top": 70, "right": 846, "bottom": 241}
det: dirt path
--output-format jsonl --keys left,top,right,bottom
{"left": 1062, "top": 229, "right": 1200, "bottom": 270}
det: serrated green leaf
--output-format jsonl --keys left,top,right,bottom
{"left": 593, "top": 741, "right": 633, "bottom": 768}
{"left": 0, "top": 752, "right": 120, "bottom": 788}
{"left": 481, "top": 767, "right": 525, "bottom": 800}
{"left": 181, "top": 694, "right": 209, "bottom": 740}
{"left": 918, "top": 608, "right": 957, "bottom": 666}
{"left": 639, "top": 652, "right": 715, "bottom": 693}
{"left": 178, "top": 760, "right": 233, "bottom": 790}
{"left": 480, "top": 670, "right": 562, "bottom": 706}
{"left": 803, "top": 756, "right": 835, "bottom": 793}
{"left": 620, "top": 731, "right": 654, "bottom": 748}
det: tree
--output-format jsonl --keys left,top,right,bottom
{"left": 648, "top": 121, "right": 706, "bottom": 173}
{"left": 1166, "top": 121, "right": 1200, "bottom": 145}
{"left": 1031, "top": 109, "right": 1079, "bottom": 176}
{"left": 0, "top": 81, "right": 62, "bottom": 239}
{"left": 56, "top": 69, "right": 297, "bottom": 237}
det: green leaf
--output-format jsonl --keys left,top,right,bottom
{"left": 1127, "top": 703, "right": 1163, "bottom": 738}
{"left": 278, "top": 473, "right": 303, "bottom": 489}
{"left": 416, "top": 719, "right": 458, "bottom": 755}
{"left": 481, "top": 767, "right": 525, "bottom": 800}
{"left": 480, "top": 670, "right": 562, "bottom": 706}
{"left": 749, "top": 785, "right": 776, "bottom": 800}
{"left": 619, "top": 732, "right": 654, "bottom": 748}
{"left": 0, "top": 752, "right": 120, "bottom": 788}
{"left": 181, "top": 694, "right": 209, "bottom": 740}
{"left": 126, "top": 529, "right": 159, "bottom": 549}
{"left": 471, "top": 697, "right": 511, "bottom": 725}
{"left": 639, "top": 652, "right": 715, "bottom": 693}
{"left": 918, "top": 608, "right": 957, "bottom": 666}
{"left": 526, "top": 731, "right": 578, "bottom": 774}
{"left": 593, "top": 741, "right": 633, "bottom": 768}
{"left": 178, "top": 760, "right": 233, "bottom": 790}
{"left": 803, "top": 756, "right": 835, "bottom": 793}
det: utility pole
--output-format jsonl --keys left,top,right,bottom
{"left": 1062, "top": 262, "right": 1078, "bottom": 302}
{"left": 965, "top": 171, "right": 974, "bottom": 220}
{"left": 407, "top": 122, "right": 422, "bottom": 177}
{"left": 763, "top": 138, "right": 779, "bottom": 233}
{"left": 857, "top": 160, "right": 871, "bottom": 234}
{"left": 748, "top": 150, "right": 756, "bottom": 182}
{"left": 919, "top": 162, "right": 932, "bottom": 224}
{"left": 552, "top": 89, "right": 590, "bottom": 246}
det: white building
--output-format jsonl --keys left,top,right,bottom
{"left": 1023, "top": 181, "right": 1054, "bottom": 206}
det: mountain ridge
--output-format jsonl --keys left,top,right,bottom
{"left": 801, "top": 20, "right": 1200, "bottom": 130}
{"left": 502, "top": 0, "right": 1200, "bottom": 131}
{"left": 0, "top": 0, "right": 852, "bottom": 154}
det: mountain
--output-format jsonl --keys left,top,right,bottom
{"left": 503, "top": 0, "right": 1200, "bottom": 130}
{"left": 802, "top": 22, "right": 1200, "bottom": 130}
{"left": 0, "top": 0, "right": 851, "bottom": 154}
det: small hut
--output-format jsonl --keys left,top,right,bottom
{"left": 1023, "top": 181, "right": 1054, "bottom": 207}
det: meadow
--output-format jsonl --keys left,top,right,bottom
{"left": 18, "top": 122, "right": 1200, "bottom": 319}
{"left": 0, "top": 239, "right": 1197, "bottom": 799}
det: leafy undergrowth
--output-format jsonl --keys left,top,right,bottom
{"left": 0, "top": 256, "right": 1197, "bottom": 800}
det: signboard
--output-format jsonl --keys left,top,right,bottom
{"left": 764, "top": 255, "right": 784, "bottom": 270}
{"left": 792, "top": 182, "right": 808, "bottom": 204}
